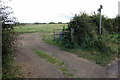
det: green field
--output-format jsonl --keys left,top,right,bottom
{"left": 14, "top": 24, "right": 67, "bottom": 34}
{"left": 15, "top": 24, "right": 118, "bottom": 66}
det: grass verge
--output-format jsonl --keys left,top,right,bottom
{"left": 2, "top": 54, "right": 23, "bottom": 79}
{"left": 42, "top": 34, "right": 118, "bottom": 66}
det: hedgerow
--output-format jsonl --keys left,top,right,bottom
{"left": 1, "top": 0, "right": 19, "bottom": 78}
{"left": 61, "top": 12, "right": 118, "bottom": 54}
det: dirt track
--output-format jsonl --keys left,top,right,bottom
{"left": 15, "top": 32, "right": 118, "bottom": 78}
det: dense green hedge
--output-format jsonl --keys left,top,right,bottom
{"left": 1, "top": 1, "right": 18, "bottom": 78}
{"left": 2, "top": 24, "right": 17, "bottom": 54}
{"left": 2, "top": 21, "right": 18, "bottom": 79}
{"left": 61, "top": 12, "right": 118, "bottom": 54}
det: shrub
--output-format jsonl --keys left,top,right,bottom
{"left": 62, "top": 13, "right": 97, "bottom": 48}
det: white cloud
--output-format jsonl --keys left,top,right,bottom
{"left": 7, "top": 0, "right": 119, "bottom": 23}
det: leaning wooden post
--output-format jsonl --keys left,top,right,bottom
{"left": 71, "top": 28, "right": 74, "bottom": 43}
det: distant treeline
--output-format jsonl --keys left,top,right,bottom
{"left": 34, "top": 22, "right": 67, "bottom": 24}
{"left": 15, "top": 22, "right": 67, "bottom": 26}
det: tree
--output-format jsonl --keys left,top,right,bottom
{"left": 34, "top": 22, "right": 40, "bottom": 24}
{"left": 58, "top": 22, "right": 62, "bottom": 24}
{"left": 49, "top": 22, "right": 55, "bottom": 24}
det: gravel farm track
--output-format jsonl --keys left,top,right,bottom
{"left": 14, "top": 32, "right": 119, "bottom": 78}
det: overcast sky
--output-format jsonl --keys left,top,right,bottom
{"left": 7, "top": 0, "right": 120, "bottom": 23}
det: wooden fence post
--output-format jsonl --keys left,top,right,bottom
{"left": 71, "top": 28, "right": 74, "bottom": 43}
